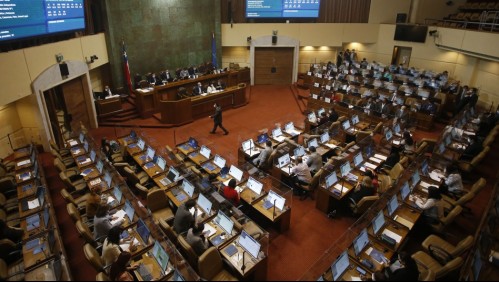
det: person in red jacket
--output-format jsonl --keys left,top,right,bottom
{"left": 223, "top": 179, "right": 240, "bottom": 206}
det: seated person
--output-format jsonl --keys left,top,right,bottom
{"left": 148, "top": 73, "right": 162, "bottom": 85}
{"left": 186, "top": 222, "right": 210, "bottom": 256}
{"left": 412, "top": 186, "right": 443, "bottom": 225}
{"left": 0, "top": 219, "right": 23, "bottom": 244}
{"left": 317, "top": 112, "right": 329, "bottom": 127}
{"left": 363, "top": 169, "right": 379, "bottom": 192}
{"left": 439, "top": 165, "right": 464, "bottom": 196}
{"left": 328, "top": 108, "right": 339, "bottom": 122}
{"left": 180, "top": 68, "right": 189, "bottom": 79}
{"left": 291, "top": 156, "right": 312, "bottom": 190}
{"left": 207, "top": 81, "right": 217, "bottom": 93}
{"left": 374, "top": 251, "right": 420, "bottom": 281}
{"left": 223, "top": 179, "right": 240, "bottom": 206}
{"left": 109, "top": 252, "right": 138, "bottom": 281}
{"left": 94, "top": 204, "right": 124, "bottom": 242}
{"left": 133, "top": 74, "right": 142, "bottom": 89}
{"left": 349, "top": 175, "right": 376, "bottom": 207}
{"left": 216, "top": 79, "right": 226, "bottom": 90}
{"left": 460, "top": 135, "right": 483, "bottom": 161}
{"left": 306, "top": 146, "right": 323, "bottom": 175}
{"left": 160, "top": 70, "right": 173, "bottom": 82}
{"left": 382, "top": 150, "right": 400, "bottom": 170}
{"left": 253, "top": 141, "right": 273, "bottom": 168}
{"left": 188, "top": 65, "right": 196, "bottom": 77}
{"left": 420, "top": 99, "right": 437, "bottom": 115}
{"left": 173, "top": 199, "right": 196, "bottom": 235}
{"left": 102, "top": 226, "right": 133, "bottom": 266}
{"left": 400, "top": 131, "right": 415, "bottom": 155}
{"left": 104, "top": 85, "right": 113, "bottom": 97}
{"left": 192, "top": 82, "right": 204, "bottom": 96}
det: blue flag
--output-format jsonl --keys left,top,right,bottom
{"left": 211, "top": 32, "right": 217, "bottom": 69}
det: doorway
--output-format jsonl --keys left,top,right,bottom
{"left": 254, "top": 47, "right": 294, "bottom": 85}
{"left": 391, "top": 46, "right": 412, "bottom": 68}
{"left": 43, "top": 76, "right": 91, "bottom": 148}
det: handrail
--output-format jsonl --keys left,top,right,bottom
{"left": 425, "top": 17, "right": 499, "bottom": 32}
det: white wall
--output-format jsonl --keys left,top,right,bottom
{"left": 368, "top": 0, "right": 411, "bottom": 24}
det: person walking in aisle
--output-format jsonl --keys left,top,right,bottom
{"left": 209, "top": 102, "right": 229, "bottom": 135}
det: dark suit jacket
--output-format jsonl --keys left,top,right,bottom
{"left": 193, "top": 85, "right": 203, "bottom": 95}
{"left": 212, "top": 106, "right": 223, "bottom": 124}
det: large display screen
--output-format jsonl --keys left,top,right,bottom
{"left": 246, "top": 0, "right": 321, "bottom": 18}
{"left": 0, "top": 0, "right": 85, "bottom": 42}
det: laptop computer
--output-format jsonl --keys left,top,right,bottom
{"left": 21, "top": 186, "right": 45, "bottom": 212}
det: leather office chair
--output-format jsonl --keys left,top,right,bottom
{"left": 54, "top": 158, "right": 80, "bottom": 179}
{"left": 0, "top": 239, "right": 21, "bottom": 264}
{"left": 49, "top": 139, "right": 70, "bottom": 157}
{"left": 67, "top": 203, "right": 90, "bottom": 226}
{"left": 123, "top": 167, "right": 149, "bottom": 188}
{"left": 83, "top": 243, "right": 107, "bottom": 273}
{"left": 60, "top": 172, "right": 87, "bottom": 194}
{"left": 422, "top": 234, "right": 473, "bottom": 258}
{"left": 344, "top": 141, "right": 356, "bottom": 151}
{"left": 76, "top": 220, "right": 100, "bottom": 248}
{"left": 372, "top": 122, "right": 383, "bottom": 135}
{"left": 159, "top": 222, "right": 178, "bottom": 247}
{"left": 96, "top": 272, "right": 110, "bottom": 281}
{"left": 198, "top": 247, "right": 238, "bottom": 281}
{"left": 0, "top": 177, "right": 15, "bottom": 199}
{"left": 430, "top": 205, "right": 463, "bottom": 234}
{"left": 337, "top": 116, "right": 347, "bottom": 123}
{"left": 388, "top": 163, "right": 404, "bottom": 185}
{"left": 411, "top": 251, "right": 463, "bottom": 280}
{"left": 147, "top": 189, "right": 174, "bottom": 225}
{"left": 458, "top": 146, "right": 489, "bottom": 175}
{"left": 398, "top": 156, "right": 409, "bottom": 168}
{"left": 469, "top": 177, "right": 487, "bottom": 195}
{"left": 296, "top": 167, "right": 323, "bottom": 201}
{"left": 418, "top": 269, "right": 435, "bottom": 281}
{"left": 135, "top": 183, "right": 151, "bottom": 199}
{"left": 377, "top": 174, "right": 392, "bottom": 194}
{"left": 0, "top": 258, "right": 24, "bottom": 281}
{"left": 112, "top": 162, "right": 133, "bottom": 178}
{"left": 415, "top": 141, "right": 428, "bottom": 157}
{"left": 178, "top": 235, "right": 198, "bottom": 271}
{"left": 350, "top": 195, "right": 380, "bottom": 216}
{"left": 420, "top": 138, "right": 437, "bottom": 154}
{"left": 60, "top": 188, "right": 86, "bottom": 208}
{"left": 49, "top": 147, "right": 75, "bottom": 168}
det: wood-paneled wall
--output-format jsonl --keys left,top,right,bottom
{"left": 254, "top": 47, "right": 294, "bottom": 85}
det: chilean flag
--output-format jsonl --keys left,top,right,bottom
{"left": 122, "top": 41, "right": 133, "bottom": 93}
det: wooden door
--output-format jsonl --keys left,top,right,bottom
{"left": 61, "top": 77, "right": 90, "bottom": 132}
{"left": 254, "top": 47, "right": 294, "bottom": 85}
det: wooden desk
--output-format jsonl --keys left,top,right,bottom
{"left": 135, "top": 88, "right": 158, "bottom": 118}
{"left": 205, "top": 220, "right": 238, "bottom": 250}
{"left": 69, "top": 145, "right": 87, "bottom": 158}
{"left": 95, "top": 97, "right": 122, "bottom": 117}
{"left": 385, "top": 205, "right": 421, "bottom": 231}
{"left": 176, "top": 142, "right": 197, "bottom": 156}
{"left": 17, "top": 180, "right": 37, "bottom": 200}
{"left": 23, "top": 234, "right": 53, "bottom": 269}
{"left": 24, "top": 257, "right": 71, "bottom": 281}
{"left": 367, "top": 219, "right": 410, "bottom": 252}
{"left": 414, "top": 112, "right": 434, "bottom": 131}
{"left": 133, "top": 248, "right": 173, "bottom": 281}
{"left": 220, "top": 239, "right": 268, "bottom": 280}
{"left": 322, "top": 257, "right": 372, "bottom": 281}
{"left": 14, "top": 157, "right": 33, "bottom": 171}
{"left": 347, "top": 238, "right": 395, "bottom": 273}
{"left": 158, "top": 85, "right": 247, "bottom": 126}
{"left": 252, "top": 197, "right": 291, "bottom": 232}
{"left": 186, "top": 151, "right": 210, "bottom": 166}
{"left": 315, "top": 180, "right": 355, "bottom": 214}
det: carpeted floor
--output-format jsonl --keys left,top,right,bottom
{"left": 41, "top": 85, "right": 497, "bottom": 281}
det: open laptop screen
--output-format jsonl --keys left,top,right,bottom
{"left": 228, "top": 165, "right": 243, "bottom": 182}
{"left": 213, "top": 155, "right": 226, "bottom": 169}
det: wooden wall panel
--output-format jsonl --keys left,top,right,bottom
{"left": 254, "top": 47, "right": 294, "bottom": 85}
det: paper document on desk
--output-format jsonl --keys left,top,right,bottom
{"left": 244, "top": 149, "right": 260, "bottom": 157}
{"left": 120, "top": 238, "right": 139, "bottom": 252}
{"left": 382, "top": 229, "right": 402, "bottom": 243}
{"left": 28, "top": 199, "right": 40, "bottom": 209}
{"left": 364, "top": 162, "right": 377, "bottom": 170}
{"left": 69, "top": 140, "right": 78, "bottom": 147}
{"left": 333, "top": 184, "right": 346, "bottom": 194}
{"left": 394, "top": 215, "right": 414, "bottom": 229}
{"left": 274, "top": 135, "right": 286, "bottom": 142}
{"left": 369, "top": 157, "right": 382, "bottom": 164}
{"left": 200, "top": 93, "right": 208, "bottom": 96}
{"left": 366, "top": 247, "right": 385, "bottom": 264}
{"left": 374, "top": 154, "right": 387, "bottom": 161}
{"left": 420, "top": 181, "right": 432, "bottom": 190}
{"left": 235, "top": 186, "right": 244, "bottom": 193}
{"left": 351, "top": 277, "right": 362, "bottom": 281}
{"left": 111, "top": 210, "right": 126, "bottom": 225}
{"left": 324, "top": 143, "right": 337, "bottom": 149}
{"left": 392, "top": 140, "right": 401, "bottom": 145}
{"left": 203, "top": 224, "right": 216, "bottom": 237}
{"left": 107, "top": 196, "right": 116, "bottom": 204}
{"left": 189, "top": 207, "right": 203, "bottom": 217}
{"left": 17, "top": 159, "right": 30, "bottom": 167}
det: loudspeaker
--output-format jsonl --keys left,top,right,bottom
{"left": 272, "top": 35, "right": 277, "bottom": 44}
{"left": 396, "top": 13, "right": 407, "bottom": 23}
{"left": 59, "top": 63, "right": 69, "bottom": 77}
{"left": 271, "top": 67, "right": 277, "bottom": 73}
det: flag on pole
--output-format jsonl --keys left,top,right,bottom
{"left": 211, "top": 32, "right": 217, "bottom": 69}
{"left": 122, "top": 41, "right": 133, "bottom": 93}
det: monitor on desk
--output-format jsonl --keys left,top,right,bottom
{"left": 197, "top": 194, "right": 212, "bottom": 214}
{"left": 272, "top": 127, "right": 283, "bottom": 138}
{"left": 182, "top": 179, "right": 195, "bottom": 198}
{"left": 421, "top": 159, "right": 429, "bottom": 176}
{"left": 152, "top": 241, "right": 170, "bottom": 275}
{"left": 124, "top": 200, "right": 135, "bottom": 221}
{"left": 331, "top": 250, "right": 350, "bottom": 281}
{"left": 308, "top": 112, "right": 317, "bottom": 122}
{"left": 216, "top": 211, "right": 234, "bottom": 234}
{"left": 130, "top": 130, "right": 137, "bottom": 140}
{"left": 394, "top": 123, "right": 401, "bottom": 135}
{"left": 294, "top": 146, "right": 306, "bottom": 158}
{"left": 173, "top": 270, "right": 185, "bottom": 281}
{"left": 438, "top": 143, "right": 446, "bottom": 154}
{"left": 411, "top": 171, "right": 420, "bottom": 188}
{"left": 285, "top": 122, "right": 295, "bottom": 132}
{"left": 146, "top": 146, "right": 155, "bottom": 160}
{"left": 325, "top": 172, "right": 338, "bottom": 188}
{"left": 89, "top": 149, "right": 96, "bottom": 163}
{"left": 320, "top": 132, "right": 330, "bottom": 144}
{"left": 308, "top": 138, "right": 319, "bottom": 149}
{"left": 266, "top": 190, "right": 286, "bottom": 211}
{"left": 238, "top": 230, "right": 261, "bottom": 259}
{"left": 353, "top": 153, "right": 363, "bottom": 167}
{"left": 340, "top": 162, "right": 351, "bottom": 177}
{"left": 213, "top": 155, "right": 226, "bottom": 169}
{"left": 43, "top": 203, "right": 50, "bottom": 229}
{"left": 167, "top": 166, "right": 180, "bottom": 182}
{"left": 385, "top": 130, "right": 393, "bottom": 141}
{"left": 228, "top": 165, "right": 243, "bottom": 182}
{"left": 156, "top": 156, "right": 166, "bottom": 171}
{"left": 199, "top": 145, "right": 211, "bottom": 159}
{"left": 188, "top": 137, "right": 198, "bottom": 149}
{"left": 318, "top": 108, "right": 325, "bottom": 117}
{"left": 137, "top": 138, "right": 146, "bottom": 151}
{"left": 352, "top": 115, "right": 360, "bottom": 125}
{"left": 113, "top": 186, "right": 123, "bottom": 204}
{"left": 277, "top": 154, "right": 291, "bottom": 168}
{"left": 136, "top": 219, "right": 151, "bottom": 244}
{"left": 247, "top": 176, "right": 263, "bottom": 195}
{"left": 387, "top": 195, "right": 399, "bottom": 217}
{"left": 257, "top": 133, "right": 269, "bottom": 144}
{"left": 400, "top": 181, "right": 411, "bottom": 201}
{"left": 472, "top": 248, "right": 482, "bottom": 281}
{"left": 372, "top": 210, "right": 385, "bottom": 235}
{"left": 241, "top": 139, "right": 255, "bottom": 152}
{"left": 364, "top": 144, "right": 374, "bottom": 158}
{"left": 444, "top": 134, "right": 452, "bottom": 146}
{"left": 342, "top": 120, "right": 351, "bottom": 131}
{"left": 417, "top": 89, "right": 430, "bottom": 99}
{"left": 96, "top": 160, "right": 104, "bottom": 174}
{"left": 79, "top": 132, "right": 85, "bottom": 144}
{"left": 353, "top": 228, "right": 370, "bottom": 257}
{"left": 104, "top": 171, "right": 112, "bottom": 187}
{"left": 83, "top": 141, "right": 89, "bottom": 154}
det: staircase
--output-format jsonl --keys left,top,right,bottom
{"left": 98, "top": 98, "right": 140, "bottom": 126}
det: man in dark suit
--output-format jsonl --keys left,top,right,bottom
{"left": 377, "top": 99, "right": 392, "bottom": 117}
{"left": 209, "top": 103, "right": 228, "bottom": 135}
{"left": 160, "top": 70, "right": 173, "bottom": 82}
{"left": 193, "top": 82, "right": 203, "bottom": 96}
{"left": 216, "top": 79, "right": 226, "bottom": 90}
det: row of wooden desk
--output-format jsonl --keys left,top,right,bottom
{"left": 11, "top": 144, "right": 72, "bottom": 280}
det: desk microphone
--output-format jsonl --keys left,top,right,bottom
{"left": 241, "top": 250, "right": 246, "bottom": 274}
{"left": 272, "top": 199, "right": 277, "bottom": 219}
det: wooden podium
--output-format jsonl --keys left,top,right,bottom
{"left": 159, "top": 98, "right": 193, "bottom": 125}
{"left": 135, "top": 88, "right": 158, "bottom": 118}
{"left": 95, "top": 97, "right": 122, "bottom": 117}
